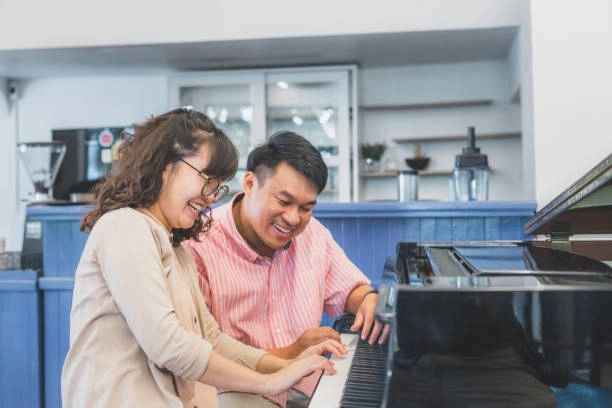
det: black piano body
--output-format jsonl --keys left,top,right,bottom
{"left": 373, "top": 153, "right": 612, "bottom": 407}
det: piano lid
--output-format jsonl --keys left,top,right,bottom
{"left": 524, "top": 153, "right": 612, "bottom": 237}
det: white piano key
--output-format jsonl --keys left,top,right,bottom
{"left": 308, "top": 333, "right": 359, "bottom": 408}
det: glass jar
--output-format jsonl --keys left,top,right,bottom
{"left": 452, "top": 166, "right": 489, "bottom": 201}
{"left": 452, "top": 126, "right": 490, "bottom": 201}
{"left": 397, "top": 169, "right": 418, "bottom": 202}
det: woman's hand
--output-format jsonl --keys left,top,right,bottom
{"left": 264, "top": 354, "right": 336, "bottom": 396}
{"left": 198, "top": 351, "right": 335, "bottom": 396}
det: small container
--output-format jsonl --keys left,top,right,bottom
{"left": 397, "top": 169, "right": 418, "bottom": 202}
{"left": 0, "top": 252, "right": 22, "bottom": 270}
{"left": 452, "top": 127, "right": 490, "bottom": 201}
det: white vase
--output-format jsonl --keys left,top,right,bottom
{"left": 363, "top": 158, "right": 381, "bottom": 173}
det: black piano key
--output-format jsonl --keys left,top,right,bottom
{"left": 339, "top": 338, "right": 389, "bottom": 408}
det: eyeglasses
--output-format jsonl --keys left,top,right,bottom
{"left": 176, "top": 157, "right": 229, "bottom": 203}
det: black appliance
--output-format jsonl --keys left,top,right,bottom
{"left": 52, "top": 127, "right": 130, "bottom": 200}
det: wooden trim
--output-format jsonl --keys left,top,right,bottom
{"left": 360, "top": 99, "right": 493, "bottom": 111}
{"left": 392, "top": 132, "right": 521, "bottom": 143}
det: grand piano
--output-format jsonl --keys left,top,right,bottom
{"left": 310, "top": 153, "right": 612, "bottom": 407}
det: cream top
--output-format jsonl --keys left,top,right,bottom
{"left": 62, "top": 207, "right": 266, "bottom": 407}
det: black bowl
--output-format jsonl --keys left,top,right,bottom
{"left": 405, "top": 157, "right": 430, "bottom": 171}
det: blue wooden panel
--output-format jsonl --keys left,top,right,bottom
{"left": 419, "top": 218, "right": 436, "bottom": 241}
{"left": 0, "top": 270, "right": 42, "bottom": 408}
{"left": 355, "top": 218, "right": 378, "bottom": 279}
{"left": 464, "top": 217, "right": 486, "bottom": 240}
{"left": 434, "top": 218, "right": 453, "bottom": 241}
{"left": 340, "top": 218, "right": 360, "bottom": 264}
{"left": 42, "top": 285, "right": 74, "bottom": 408}
{"left": 318, "top": 218, "right": 341, "bottom": 242}
{"left": 43, "top": 220, "right": 86, "bottom": 278}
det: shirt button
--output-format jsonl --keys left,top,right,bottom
{"left": 270, "top": 296, "right": 276, "bottom": 301}
{"left": 276, "top": 328, "right": 281, "bottom": 333}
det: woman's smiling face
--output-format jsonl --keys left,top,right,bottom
{"left": 148, "top": 145, "right": 215, "bottom": 232}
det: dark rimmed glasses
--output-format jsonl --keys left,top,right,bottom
{"left": 176, "top": 157, "right": 229, "bottom": 203}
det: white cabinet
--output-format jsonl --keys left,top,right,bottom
{"left": 169, "top": 66, "right": 357, "bottom": 202}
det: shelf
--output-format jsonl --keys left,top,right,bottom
{"left": 361, "top": 170, "right": 453, "bottom": 178}
{"left": 359, "top": 99, "right": 493, "bottom": 111}
{"left": 392, "top": 131, "right": 521, "bottom": 144}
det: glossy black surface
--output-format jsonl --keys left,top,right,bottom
{"left": 380, "top": 242, "right": 612, "bottom": 407}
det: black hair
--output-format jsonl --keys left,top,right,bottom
{"left": 246, "top": 131, "right": 328, "bottom": 193}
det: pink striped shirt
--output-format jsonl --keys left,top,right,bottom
{"left": 184, "top": 194, "right": 370, "bottom": 407}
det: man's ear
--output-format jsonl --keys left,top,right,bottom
{"left": 243, "top": 171, "right": 256, "bottom": 193}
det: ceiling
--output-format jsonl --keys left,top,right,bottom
{"left": 0, "top": 26, "right": 519, "bottom": 78}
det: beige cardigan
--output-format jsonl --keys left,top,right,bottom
{"left": 61, "top": 207, "right": 266, "bottom": 407}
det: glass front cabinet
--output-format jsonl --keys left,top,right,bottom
{"left": 168, "top": 66, "right": 357, "bottom": 202}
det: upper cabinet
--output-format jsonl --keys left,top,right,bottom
{"left": 169, "top": 66, "right": 357, "bottom": 202}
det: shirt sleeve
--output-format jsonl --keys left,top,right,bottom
{"left": 95, "top": 212, "right": 211, "bottom": 381}
{"left": 318, "top": 221, "right": 371, "bottom": 317}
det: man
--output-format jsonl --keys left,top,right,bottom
{"left": 185, "top": 131, "right": 389, "bottom": 408}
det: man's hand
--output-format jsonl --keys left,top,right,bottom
{"left": 296, "top": 326, "right": 341, "bottom": 349}
{"left": 296, "top": 338, "right": 347, "bottom": 360}
{"left": 348, "top": 289, "right": 391, "bottom": 345}
{"left": 267, "top": 326, "right": 341, "bottom": 359}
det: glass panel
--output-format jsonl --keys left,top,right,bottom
{"left": 266, "top": 79, "right": 343, "bottom": 201}
{"left": 179, "top": 84, "right": 254, "bottom": 162}
{"left": 179, "top": 84, "right": 255, "bottom": 204}
{"left": 266, "top": 81, "right": 339, "bottom": 158}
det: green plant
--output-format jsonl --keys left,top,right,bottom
{"left": 360, "top": 143, "right": 386, "bottom": 161}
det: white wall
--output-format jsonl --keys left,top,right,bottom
{"left": 0, "top": 77, "right": 20, "bottom": 252}
{"left": 360, "top": 61, "right": 515, "bottom": 105}
{"left": 0, "top": 0, "right": 524, "bottom": 50}
{"left": 530, "top": 0, "right": 612, "bottom": 206}
{"left": 0, "top": 75, "right": 168, "bottom": 250}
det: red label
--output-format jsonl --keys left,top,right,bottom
{"left": 98, "top": 129, "right": 114, "bottom": 147}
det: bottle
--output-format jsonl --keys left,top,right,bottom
{"left": 452, "top": 126, "right": 490, "bottom": 201}
{"left": 397, "top": 169, "right": 418, "bottom": 202}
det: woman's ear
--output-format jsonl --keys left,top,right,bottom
{"left": 161, "top": 161, "right": 177, "bottom": 186}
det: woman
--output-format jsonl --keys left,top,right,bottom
{"left": 61, "top": 107, "right": 343, "bottom": 408}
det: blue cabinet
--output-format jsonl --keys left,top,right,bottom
{"left": 27, "top": 205, "right": 88, "bottom": 408}
{"left": 0, "top": 269, "right": 42, "bottom": 408}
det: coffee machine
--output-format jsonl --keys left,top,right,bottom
{"left": 17, "top": 141, "right": 67, "bottom": 203}
{"left": 17, "top": 141, "right": 67, "bottom": 270}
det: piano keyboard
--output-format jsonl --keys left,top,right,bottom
{"left": 309, "top": 333, "right": 388, "bottom": 407}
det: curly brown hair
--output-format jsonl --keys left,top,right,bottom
{"left": 81, "top": 107, "right": 239, "bottom": 246}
